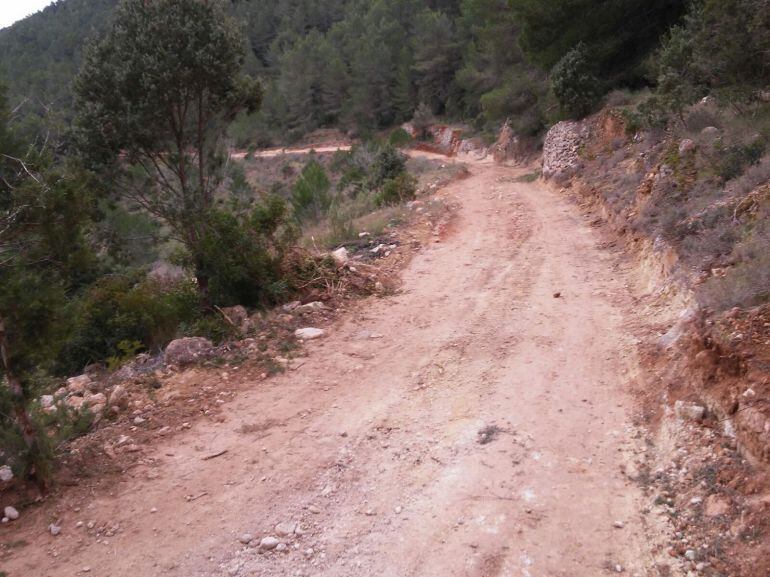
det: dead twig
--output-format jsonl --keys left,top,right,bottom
{"left": 185, "top": 491, "right": 209, "bottom": 501}
{"left": 201, "top": 449, "right": 228, "bottom": 461}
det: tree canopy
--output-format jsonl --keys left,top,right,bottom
{"left": 74, "top": 0, "right": 262, "bottom": 305}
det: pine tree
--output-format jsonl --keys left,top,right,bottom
{"left": 74, "top": 0, "right": 262, "bottom": 308}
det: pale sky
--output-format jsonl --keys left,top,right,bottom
{"left": 0, "top": 1, "right": 56, "bottom": 30}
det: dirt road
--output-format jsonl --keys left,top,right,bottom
{"left": 8, "top": 156, "right": 663, "bottom": 577}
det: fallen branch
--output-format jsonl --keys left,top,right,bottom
{"left": 201, "top": 449, "right": 228, "bottom": 461}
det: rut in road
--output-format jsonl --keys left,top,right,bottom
{"left": 11, "top": 156, "right": 663, "bottom": 577}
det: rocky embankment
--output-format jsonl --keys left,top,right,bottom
{"left": 538, "top": 110, "right": 770, "bottom": 574}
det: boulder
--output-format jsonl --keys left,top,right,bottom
{"left": 65, "top": 396, "right": 86, "bottom": 410}
{"left": 542, "top": 120, "right": 588, "bottom": 181}
{"left": 491, "top": 122, "right": 526, "bottom": 164}
{"left": 0, "top": 466, "right": 13, "bottom": 482}
{"left": 675, "top": 400, "right": 706, "bottom": 422}
{"left": 295, "top": 301, "right": 326, "bottom": 314}
{"left": 678, "top": 138, "right": 696, "bottom": 155}
{"left": 295, "top": 328, "right": 325, "bottom": 340}
{"left": 164, "top": 337, "right": 214, "bottom": 366}
{"left": 85, "top": 392, "right": 107, "bottom": 408}
{"left": 221, "top": 305, "right": 249, "bottom": 331}
{"left": 108, "top": 385, "right": 128, "bottom": 409}
{"left": 66, "top": 375, "right": 91, "bottom": 395}
{"left": 331, "top": 247, "right": 349, "bottom": 266}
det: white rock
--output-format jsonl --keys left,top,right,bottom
{"left": 108, "top": 385, "right": 128, "bottom": 409}
{"left": 675, "top": 400, "right": 705, "bottom": 421}
{"left": 613, "top": 520, "right": 624, "bottom": 529}
{"left": 685, "top": 549, "right": 697, "bottom": 561}
{"left": 115, "top": 434, "right": 132, "bottom": 447}
{"left": 49, "top": 523, "right": 61, "bottom": 536}
{"left": 260, "top": 536, "right": 279, "bottom": 550}
{"left": 0, "top": 466, "right": 13, "bottom": 482}
{"left": 40, "top": 395, "right": 55, "bottom": 409}
{"left": 295, "top": 328, "right": 325, "bottom": 340}
{"left": 238, "top": 533, "right": 253, "bottom": 544}
{"left": 4, "top": 506, "right": 19, "bottom": 520}
{"left": 274, "top": 522, "right": 296, "bottom": 536}
{"left": 295, "top": 302, "right": 326, "bottom": 314}
{"left": 331, "top": 247, "right": 349, "bottom": 266}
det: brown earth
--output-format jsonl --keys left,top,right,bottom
{"left": 2, "top": 153, "right": 694, "bottom": 576}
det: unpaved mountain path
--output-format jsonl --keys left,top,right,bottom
{"left": 9, "top": 155, "right": 662, "bottom": 577}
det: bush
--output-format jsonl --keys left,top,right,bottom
{"left": 370, "top": 145, "right": 408, "bottom": 188}
{"left": 58, "top": 276, "right": 199, "bottom": 374}
{"left": 0, "top": 386, "right": 94, "bottom": 485}
{"left": 685, "top": 107, "right": 720, "bottom": 132}
{"left": 291, "top": 161, "right": 331, "bottom": 221}
{"left": 196, "top": 196, "right": 296, "bottom": 308}
{"left": 716, "top": 141, "right": 765, "bottom": 181}
{"left": 388, "top": 127, "right": 413, "bottom": 148}
{"left": 377, "top": 173, "right": 418, "bottom": 206}
{"left": 551, "top": 43, "right": 601, "bottom": 119}
{"left": 412, "top": 102, "right": 435, "bottom": 139}
{"left": 181, "top": 314, "right": 238, "bottom": 344}
{"left": 478, "top": 76, "right": 547, "bottom": 136}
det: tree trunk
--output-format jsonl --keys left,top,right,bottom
{"left": 0, "top": 316, "right": 48, "bottom": 494}
{"left": 195, "top": 264, "right": 212, "bottom": 313}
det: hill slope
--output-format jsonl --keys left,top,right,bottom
{"left": 0, "top": 0, "right": 118, "bottom": 117}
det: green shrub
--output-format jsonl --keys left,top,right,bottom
{"left": 196, "top": 196, "right": 296, "bottom": 308}
{"left": 337, "top": 165, "right": 368, "bottom": 195}
{"left": 291, "top": 160, "right": 331, "bottom": 221}
{"left": 0, "top": 381, "right": 98, "bottom": 485}
{"left": 377, "top": 173, "right": 418, "bottom": 206}
{"left": 58, "top": 276, "right": 199, "bottom": 374}
{"left": 327, "top": 199, "right": 357, "bottom": 244}
{"left": 181, "top": 314, "right": 238, "bottom": 344}
{"left": 716, "top": 141, "right": 765, "bottom": 181}
{"left": 551, "top": 43, "right": 601, "bottom": 119}
{"left": 106, "top": 339, "right": 144, "bottom": 371}
{"left": 388, "top": 127, "right": 413, "bottom": 148}
{"left": 412, "top": 102, "right": 435, "bottom": 140}
{"left": 370, "top": 145, "right": 408, "bottom": 188}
